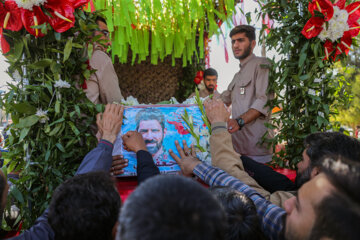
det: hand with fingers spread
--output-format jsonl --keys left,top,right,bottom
{"left": 97, "top": 103, "right": 124, "bottom": 143}
{"left": 204, "top": 98, "right": 230, "bottom": 124}
{"left": 169, "top": 140, "right": 201, "bottom": 177}
{"left": 110, "top": 155, "right": 128, "bottom": 175}
{"left": 122, "top": 131, "right": 147, "bottom": 153}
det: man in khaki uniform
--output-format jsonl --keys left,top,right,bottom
{"left": 189, "top": 68, "right": 220, "bottom": 99}
{"left": 84, "top": 17, "right": 123, "bottom": 104}
{"left": 221, "top": 25, "right": 273, "bottom": 163}
{"left": 204, "top": 98, "right": 293, "bottom": 207}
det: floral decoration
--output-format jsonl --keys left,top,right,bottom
{"left": 194, "top": 71, "right": 204, "bottom": 85}
{"left": 301, "top": 0, "right": 360, "bottom": 60}
{"left": 0, "top": 0, "right": 89, "bottom": 39}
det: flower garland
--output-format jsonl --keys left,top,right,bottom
{"left": 301, "top": 0, "right": 360, "bottom": 61}
{"left": 0, "top": 0, "right": 89, "bottom": 39}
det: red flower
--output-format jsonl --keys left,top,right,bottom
{"left": 21, "top": 7, "right": 48, "bottom": 38}
{"left": 0, "top": 28, "right": 10, "bottom": 54}
{"left": 194, "top": 71, "right": 204, "bottom": 85}
{"left": 333, "top": 31, "right": 352, "bottom": 61}
{"left": 301, "top": 17, "right": 324, "bottom": 39}
{"left": 333, "top": 0, "right": 346, "bottom": 9}
{"left": 308, "top": 0, "right": 334, "bottom": 21}
{"left": 0, "top": 1, "right": 22, "bottom": 31}
{"left": 347, "top": 21, "right": 360, "bottom": 37}
{"left": 323, "top": 40, "right": 334, "bottom": 60}
{"left": 45, "top": 0, "right": 75, "bottom": 33}
{"left": 346, "top": 2, "right": 360, "bottom": 26}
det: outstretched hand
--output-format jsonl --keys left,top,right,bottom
{"left": 204, "top": 98, "right": 230, "bottom": 124}
{"left": 97, "top": 104, "right": 124, "bottom": 143}
{"left": 169, "top": 140, "right": 201, "bottom": 177}
{"left": 122, "top": 131, "right": 147, "bottom": 153}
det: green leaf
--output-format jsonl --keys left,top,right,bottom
{"left": 88, "top": 43, "right": 93, "bottom": 59}
{"left": 63, "top": 37, "right": 73, "bottom": 62}
{"left": 68, "top": 122, "right": 80, "bottom": 136}
{"left": 55, "top": 100, "right": 60, "bottom": 114}
{"left": 55, "top": 143, "right": 66, "bottom": 152}
{"left": 12, "top": 103, "right": 37, "bottom": 115}
{"left": 45, "top": 150, "right": 51, "bottom": 161}
{"left": 15, "top": 115, "right": 39, "bottom": 128}
{"left": 49, "top": 117, "right": 65, "bottom": 127}
{"left": 19, "top": 128, "right": 30, "bottom": 142}
{"left": 48, "top": 124, "right": 62, "bottom": 136}
{"left": 6, "top": 39, "right": 24, "bottom": 62}
{"left": 28, "top": 59, "right": 53, "bottom": 69}
{"left": 10, "top": 186, "right": 24, "bottom": 204}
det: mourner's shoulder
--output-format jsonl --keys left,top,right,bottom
{"left": 253, "top": 56, "right": 271, "bottom": 69}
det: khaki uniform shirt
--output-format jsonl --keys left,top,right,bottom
{"left": 210, "top": 122, "right": 294, "bottom": 208}
{"left": 221, "top": 54, "right": 273, "bottom": 156}
{"left": 189, "top": 88, "right": 220, "bottom": 99}
{"left": 85, "top": 49, "right": 123, "bottom": 104}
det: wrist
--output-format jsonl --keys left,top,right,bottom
{"left": 135, "top": 147, "right": 148, "bottom": 153}
{"left": 102, "top": 133, "right": 117, "bottom": 144}
{"left": 235, "top": 117, "right": 245, "bottom": 130}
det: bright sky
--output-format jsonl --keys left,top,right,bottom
{"left": 0, "top": 1, "right": 266, "bottom": 93}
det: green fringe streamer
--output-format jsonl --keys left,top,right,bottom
{"left": 90, "top": 0, "right": 235, "bottom": 66}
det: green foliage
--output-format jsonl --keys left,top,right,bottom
{"left": 1, "top": 9, "right": 101, "bottom": 227}
{"left": 258, "top": 0, "right": 352, "bottom": 168}
{"left": 331, "top": 63, "right": 360, "bottom": 129}
{"left": 91, "top": 0, "right": 236, "bottom": 66}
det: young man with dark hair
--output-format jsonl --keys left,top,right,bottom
{"left": 189, "top": 68, "right": 220, "bottom": 98}
{"left": 48, "top": 172, "right": 120, "bottom": 240}
{"left": 210, "top": 186, "right": 266, "bottom": 240}
{"left": 170, "top": 141, "right": 360, "bottom": 240}
{"left": 84, "top": 16, "right": 123, "bottom": 104}
{"left": 117, "top": 175, "right": 227, "bottom": 240}
{"left": 221, "top": 25, "right": 274, "bottom": 163}
{"left": 202, "top": 98, "right": 360, "bottom": 207}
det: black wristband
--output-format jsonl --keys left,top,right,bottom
{"left": 212, "top": 126, "right": 227, "bottom": 132}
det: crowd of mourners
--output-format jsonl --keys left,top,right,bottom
{"left": 0, "top": 17, "right": 359, "bottom": 240}
{"left": 0, "top": 101, "right": 359, "bottom": 240}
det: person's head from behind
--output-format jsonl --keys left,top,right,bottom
{"left": 0, "top": 170, "right": 9, "bottom": 218}
{"left": 210, "top": 186, "right": 265, "bottom": 240}
{"left": 48, "top": 171, "right": 121, "bottom": 240}
{"left": 284, "top": 155, "right": 360, "bottom": 240}
{"left": 135, "top": 108, "right": 166, "bottom": 156}
{"left": 295, "top": 132, "right": 360, "bottom": 187}
{"left": 203, "top": 68, "right": 218, "bottom": 93}
{"left": 229, "top": 25, "right": 256, "bottom": 60}
{"left": 94, "top": 16, "right": 111, "bottom": 51}
{"left": 118, "top": 175, "right": 226, "bottom": 240}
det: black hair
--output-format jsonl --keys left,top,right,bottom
{"left": 210, "top": 186, "right": 266, "bottom": 240}
{"left": 48, "top": 171, "right": 121, "bottom": 240}
{"left": 229, "top": 25, "right": 256, "bottom": 42}
{"left": 309, "top": 156, "right": 360, "bottom": 240}
{"left": 304, "top": 132, "right": 360, "bottom": 169}
{"left": 135, "top": 108, "right": 165, "bottom": 131}
{"left": 204, "top": 68, "right": 218, "bottom": 79}
{"left": 95, "top": 16, "right": 107, "bottom": 25}
{"left": 118, "top": 175, "right": 226, "bottom": 240}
